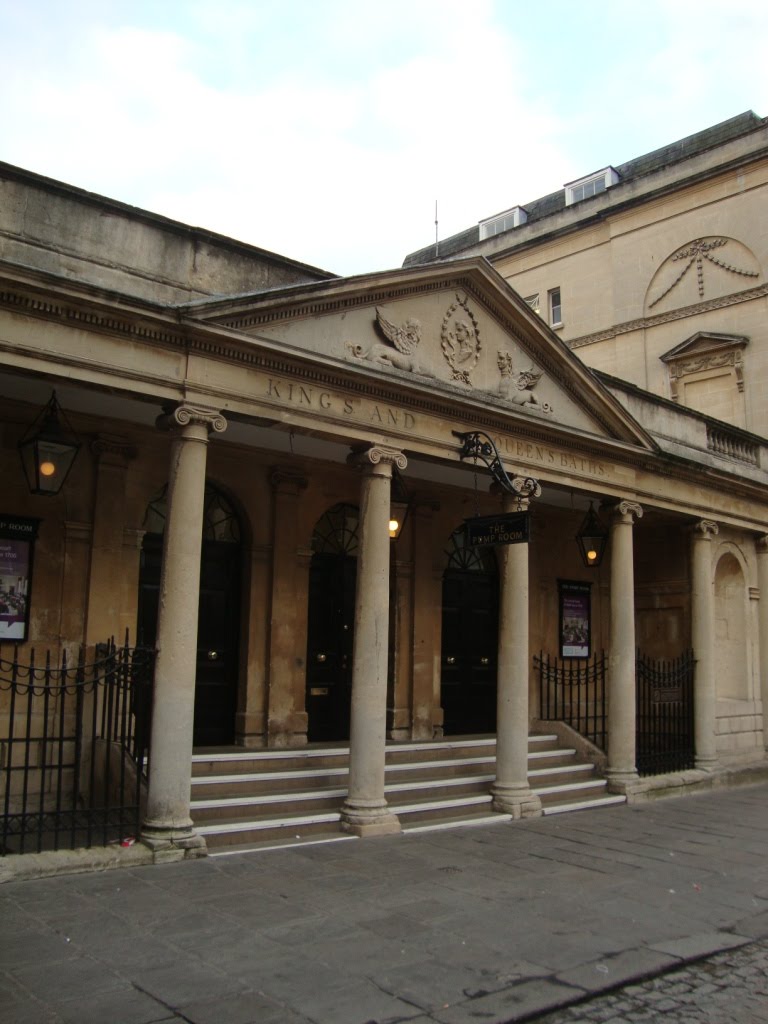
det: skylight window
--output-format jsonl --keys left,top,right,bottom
{"left": 479, "top": 206, "right": 528, "bottom": 240}
{"left": 564, "top": 167, "right": 619, "bottom": 206}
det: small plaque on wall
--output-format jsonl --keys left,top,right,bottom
{"left": 0, "top": 516, "right": 40, "bottom": 643}
{"left": 558, "top": 579, "right": 591, "bottom": 659}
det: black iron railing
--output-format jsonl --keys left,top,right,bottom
{"left": 636, "top": 649, "right": 695, "bottom": 776}
{"left": 535, "top": 651, "right": 607, "bottom": 751}
{"left": 0, "top": 634, "right": 154, "bottom": 855}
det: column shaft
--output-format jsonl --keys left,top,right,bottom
{"left": 142, "top": 405, "right": 226, "bottom": 854}
{"left": 492, "top": 496, "right": 541, "bottom": 818}
{"left": 340, "top": 446, "right": 404, "bottom": 836}
{"left": 691, "top": 521, "right": 719, "bottom": 769}
{"left": 606, "top": 501, "right": 642, "bottom": 784}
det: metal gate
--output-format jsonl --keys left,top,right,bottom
{"left": 535, "top": 651, "right": 607, "bottom": 751}
{"left": 636, "top": 649, "right": 695, "bottom": 776}
{"left": 1, "top": 634, "right": 154, "bottom": 855}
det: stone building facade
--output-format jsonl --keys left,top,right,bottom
{"left": 1, "top": 148, "right": 767, "bottom": 857}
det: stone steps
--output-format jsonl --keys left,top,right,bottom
{"left": 190, "top": 733, "right": 624, "bottom": 853}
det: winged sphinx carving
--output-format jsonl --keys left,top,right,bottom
{"left": 497, "top": 352, "right": 552, "bottom": 413}
{"left": 346, "top": 308, "right": 429, "bottom": 374}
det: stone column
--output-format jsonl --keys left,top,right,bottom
{"left": 758, "top": 536, "right": 768, "bottom": 751}
{"left": 691, "top": 520, "right": 719, "bottom": 769}
{"left": 141, "top": 404, "right": 226, "bottom": 855}
{"left": 267, "top": 468, "right": 308, "bottom": 747}
{"left": 340, "top": 445, "right": 405, "bottom": 837}
{"left": 492, "top": 496, "right": 542, "bottom": 818}
{"left": 606, "top": 500, "right": 643, "bottom": 785}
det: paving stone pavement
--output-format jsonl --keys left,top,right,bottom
{"left": 2, "top": 783, "right": 768, "bottom": 1024}
{"left": 532, "top": 936, "right": 768, "bottom": 1023}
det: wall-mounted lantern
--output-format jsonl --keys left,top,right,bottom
{"left": 575, "top": 502, "right": 609, "bottom": 568}
{"left": 18, "top": 391, "right": 81, "bottom": 496}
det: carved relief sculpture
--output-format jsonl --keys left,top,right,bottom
{"left": 497, "top": 352, "right": 552, "bottom": 413}
{"left": 347, "top": 309, "right": 428, "bottom": 374}
{"left": 441, "top": 293, "right": 481, "bottom": 385}
{"left": 649, "top": 238, "right": 759, "bottom": 310}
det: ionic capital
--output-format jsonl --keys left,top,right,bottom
{"left": 156, "top": 403, "right": 227, "bottom": 435}
{"left": 348, "top": 444, "right": 407, "bottom": 474}
{"left": 609, "top": 500, "right": 643, "bottom": 525}
{"left": 691, "top": 519, "right": 719, "bottom": 541}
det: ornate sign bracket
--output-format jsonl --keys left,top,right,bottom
{"left": 453, "top": 430, "right": 541, "bottom": 498}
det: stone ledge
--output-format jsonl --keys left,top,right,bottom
{"left": 610, "top": 759, "right": 768, "bottom": 802}
{"left": 0, "top": 842, "right": 156, "bottom": 884}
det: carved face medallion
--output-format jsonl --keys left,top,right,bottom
{"left": 441, "top": 293, "right": 481, "bottom": 385}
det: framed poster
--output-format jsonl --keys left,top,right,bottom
{"left": 0, "top": 516, "right": 40, "bottom": 643}
{"left": 558, "top": 580, "right": 591, "bottom": 658}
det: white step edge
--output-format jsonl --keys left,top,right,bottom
{"left": 192, "top": 788, "right": 348, "bottom": 811}
{"left": 528, "top": 748, "right": 576, "bottom": 761}
{"left": 192, "top": 767, "right": 349, "bottom": 787}
{"left": 192, "top": 774, "right": 499, "bottom": 812}
{"left": 209, "top": 834, "right": 358, "bottom": 857}
{"left": 543, "top": 795, "right": 626, "bottom": 815}
{"left": 402, "top": 814, "right": 513, "bottom": 834}
{"left": 533, "top": 779, "right": 607, "bottom": 797}
{"left": 392, "top": 794, "right": 492, "bottom": 815}
{"left": 528, "top": 763, "right": 594, "bottom": 778}
{"left": 192, "top": 750, "right": 576, "bottom": 788}
{"left": 196, "top": 810, "right": 341, "bottom": 836}
{"left": 191, "top": 735, "right": 560, "bottom": 766}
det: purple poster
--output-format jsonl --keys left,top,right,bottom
{"left": 559, "top": 580, "right": 591, "bottom": 658}
{"left": 0, "top": 517, "right": 39, "bottom": 642}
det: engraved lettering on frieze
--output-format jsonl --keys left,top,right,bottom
{"left": 649, "top": 238, "right": 759, "bottom": 309}
{"left": 497, "top": 352, "right": 552, "bottom": 414}
{"left": 441, "top": 292, "right": 481, "bottom": 386}
{"left": 346, "top": 309, "right": 430, "bottom": 375}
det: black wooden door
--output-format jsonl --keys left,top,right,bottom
{"left": 137, "top": 536, "right": 240, "bottom": 746}
{"left": 441, "top": 570, "right": 498, "bottom": 735}
{"left": 305, "top": 553, "right": 356, "bottom": 742}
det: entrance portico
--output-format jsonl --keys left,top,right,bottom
{"left": 3, "top": 237, "right": 768, "bottom": 858}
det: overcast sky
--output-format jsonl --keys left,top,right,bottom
{"left": 1, "top": 1, "right": 766, "bottom": 276}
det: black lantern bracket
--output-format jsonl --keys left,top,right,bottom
{"left": 453, "top": 430, "right": 541, "bottom": 499}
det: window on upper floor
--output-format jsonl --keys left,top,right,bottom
{"left": 479, "top": 206, "right": 528, "bottom": 240}
{"left": 564, "top": 167, "right": 619, "bottom": 206}
{"left": 548, "top": 287, "right": 562, "bottom": 327}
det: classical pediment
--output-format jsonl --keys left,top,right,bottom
{"left": 183, "top": 259, "right": 655, "bottom": 448}
{"left": 661, "top": 331, "right": 749, "bottom": 363}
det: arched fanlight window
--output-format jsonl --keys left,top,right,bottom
{"left": 143, "top": 484, "right": 241, "bottom": 542}
{"left": 444, "top": 526, "right": 497, "bottom": 572}
{"left": 311, "top": 503, "right": 360, "bottom": 556}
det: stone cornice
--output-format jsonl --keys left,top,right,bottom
{"left": 569, "top": 282, "right": 768, "bottom": 350}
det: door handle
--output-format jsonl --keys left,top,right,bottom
{"left": 446, "top": 656, "right": 456, "bottom": 665}
{"left": 207, "top": 650, "right": 219, "bottom": 661}
{"left": 316, "top": 653, "right": 327, "bottom": 663}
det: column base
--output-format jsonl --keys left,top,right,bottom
{"left": 491, "top": 783, "right": 542, "bottom": 819}
{"left": 604, "top": 768, "right": 640, "bottom": 793}
{"left": 694, "top": 756, "right": 719, "bottom": 772}
{"left": 340, "top": 799, "right": 401, "bottom": 837}
{"left": 140, "top": 821, "right": 208, "bottom": 860}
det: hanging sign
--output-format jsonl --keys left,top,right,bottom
{"left": 0, "top": 516, "right": 40, "bottom": 643}
{"left": 464, "top": 512, "right": 529, "bottom": 547}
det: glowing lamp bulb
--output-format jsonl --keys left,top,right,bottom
{"left": 39, "top": 460, "right": 57, "bottom": 477}
{"left": 388, "top": 518, "right": 399, "bottom": 536}
{"left": 587, "top": 548, "right": 597, "bottom": 563}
